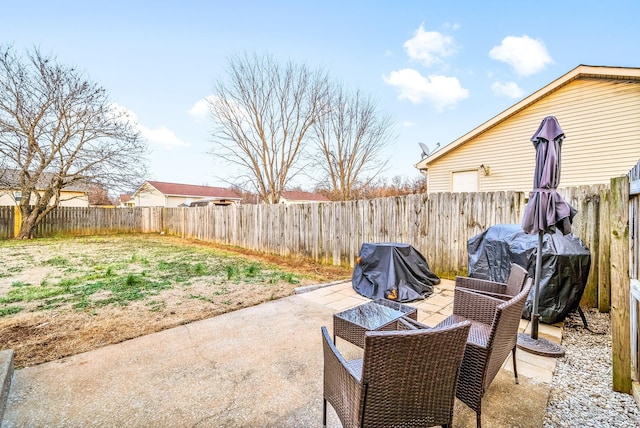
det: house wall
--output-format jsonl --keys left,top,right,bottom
{"left": 58, "top": 191, "right": 89, "bottom": 207}
{"left": 165, "top": 196, "right": 195, "bottom": 207}
{"left": 427, "top": 78, "right": 640, "bottom": 193}
{"left": 135, "top": 184, "right": 167, "bottom": 207}
{"left": 0, "top": 192, "right": 17, "bottom": 206}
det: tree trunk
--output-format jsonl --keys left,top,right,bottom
{"left": 15, "top": 206, "right": 39, "bottom": 239}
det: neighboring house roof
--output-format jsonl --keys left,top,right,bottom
{"left": 280, "top": 190, "right": 330, "bottom": 202}
{"left": 415, "top": 65, "right": 640, "bottom": 171}
{"left": 0, "top": 169, "right": 89, "bottom": 193}
{"left": 142, "top": 181, "right": 242, "bottom": 200}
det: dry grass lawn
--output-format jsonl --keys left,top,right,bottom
{"left": 0, "top": 234, "right": 351, "bottom": 368}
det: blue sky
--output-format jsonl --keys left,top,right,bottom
{"left": 2, "top": 1, "right": 639, "bottom": 190}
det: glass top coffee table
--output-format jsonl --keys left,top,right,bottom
{"left": 333, "top": 298, "right": 418, "bottom": 348}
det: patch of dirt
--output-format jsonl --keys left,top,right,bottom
{"left": 0, "top": 235, "right": 352, "bottom": 368}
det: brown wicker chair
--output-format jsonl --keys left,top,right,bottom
{"left": 452, "top": 263, "right": 530, "bottom": 384}
{"left": 321, "top": 320, "right": 471, "bottom": 428}
{"left": 434, "top": 275, "right": 533, "bottom": 428}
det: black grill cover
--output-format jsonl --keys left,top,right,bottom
{"left": 352, "top": 243, "right": 439, "bottom": 302}
{"left": 467, "top": 224, "right": 591, "bottom": 324}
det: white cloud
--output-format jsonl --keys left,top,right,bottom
{"left": 197, "top": 95, "right": 254, "bottom": 125}
{"left": 491, "top": 81, "right": 524, "bottom": 98}
{"left": 403, "top": 24, "right": 456, "bottom": 67}
{"left": 188, "top": 96, "right": 216, "bottom": 121}
{"left": 401, "top": 121, "right": 415, "bottom": 128}
{"left": 108, "top": 102, "right": 138, "bottom": 124}
{"left": 489, "top": 35, "right": 553, "bottom": 76}
{"left": 138, "top": 125, "right": 190, "bottom": 150}
{"left": 109, "top": 103, "right": 190, "bottom": 150}
{"left": 383, "top": 68, "right": 469, "bottom": 111}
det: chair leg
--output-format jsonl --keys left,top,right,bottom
{"left": 476, "top": 410, "right": 482, "bottom": 428}
{"left": 512, "top": 346, "right": 519, "bottom": 385}
{"left": 323, "top": 398, "right": 327, "bottom": 427}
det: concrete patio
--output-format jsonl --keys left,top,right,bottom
{"left": 1, "top": 279, "right": 562, "bottom": 427}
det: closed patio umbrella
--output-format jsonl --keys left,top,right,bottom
{"left": 518, "top": 116, "right": 576, "bottom": 357}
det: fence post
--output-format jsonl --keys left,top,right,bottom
{"left": 13, "top": 205, "right": 21, "bottom": 238}
{"left": 610, "top": 175, "right": 631, "bottom": 393}
{"left": 598, "top": 186, "right": 611, "bottom": 312}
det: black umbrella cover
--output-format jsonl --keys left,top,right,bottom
{"left": 522, "top": 116, "right": 577, "bottom": 235}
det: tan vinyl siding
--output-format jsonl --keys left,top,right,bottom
{"left": 427, "top": 78, "right": 640, "bottom": 193}
{"left": 165, "top": 196, "right": 191, "bottom": 207}
{"left": 135, "top": 184, "right": 167, "bottom": 207}
{"left": 58, "top": 191, "right": 89, "bottom": 207}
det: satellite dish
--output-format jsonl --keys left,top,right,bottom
{"left": 419, "top": 142, "right": 440, "bottom": 159}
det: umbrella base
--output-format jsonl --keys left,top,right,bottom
{"left": 517, "top": 332, "right": 565, "bottom": 358}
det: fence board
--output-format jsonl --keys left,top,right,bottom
{"left": 598, "top": 186, "right": 612, "bottom": 312}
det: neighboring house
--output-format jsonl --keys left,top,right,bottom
{"left": 117, "top": 194, "right": 135, "bottom": 207}
{"left": 0, "top": 170, "right": 89, "bottom": 207}
{"left": 133, "top": 181, "right": 242, "bottom": 207}
{"left": 279, "top": 190, "right": 330, "bottom": 204}
{"left": 415, "top": 65, "right": 640, "bottom": 193}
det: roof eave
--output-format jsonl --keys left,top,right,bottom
{"left": 416, "top": 65, "right": 640, "bottom": 169}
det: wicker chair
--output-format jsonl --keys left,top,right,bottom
{"left": 453, "top": 263, "right": 530, "bottom": 383}
{"left": 434, "top": 275, "right": 533, "bottom": 428}
{"left": 321, "top": 320, "right": 471, "bottom": 428}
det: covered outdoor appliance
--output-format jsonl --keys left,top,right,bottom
{"left": 352, "top": 243, "right": 439, "bottom": 302}
{"left": 467, "top": 223, "right": 590, "bottom": 324}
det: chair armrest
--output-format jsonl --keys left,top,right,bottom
{"left": 397, "top": 316, "right": 431, "bottom": 330}
{"left": 452, "top": 288, "right": 503, "bottom": 325}
{"left": 321, "top": 326, "right": 362, "bottom": 401}
{"left": 455, "top": 276, "right": 508, "bottom": 295}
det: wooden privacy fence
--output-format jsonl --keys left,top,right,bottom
{"left": 164, "top": 191, "right": 527, "bottom": 275}
{"left": 0, "top": 206, "right": 162, "bottom": 238}
{"left": 0, "top": 185, "right": 611, "bottom": 310}
{"left": 162, "top": 185, "right": 610, "bottom": 308}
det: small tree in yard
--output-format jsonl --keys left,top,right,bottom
{"left": 310, "top": 85, "right": 394, "bottom": 201}
{"left": 208, "top": 52, "right": 329, "bottom": 204}
{"left": 0, "top": 46, "right": 148, "bottom": 238}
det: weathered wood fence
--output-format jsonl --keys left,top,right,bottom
{"left": 0, "top": 206, "right": 14, "bottom": 240}
{"left": 0, "top": 184, "right": 612, "bottom": 310}
{"left": 618, "top": 159, "right": 640, "bottom": 395}
{"left": 163, "top": 185, "right": 611, "bottom": 309}
{"left": 163, "top": 191, "right": 529, "bottom": 277}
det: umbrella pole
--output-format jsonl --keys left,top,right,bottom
{"left": 516, "top": 231, "right": 565, "bottom": 357}
{"left": 530, "top": 231, "right": 543, "bottom": 340}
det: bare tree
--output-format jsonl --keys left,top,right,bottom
{"left": 314, "top": 174, "right": 427, "bottom": 201}
{"left": 208, "top": 52, "right": 329, "bottom": 204}
{"left": 0, "top": 46, "right": 148, "bottom": 238}
{"left": 87, "top": 184, "right": 115, "bottom": 206}
{"left": 358, "top": 175, "right": 428, "bottom": 199}
{"left": 310, "top": 85, "right": 394, "bottom": 200}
